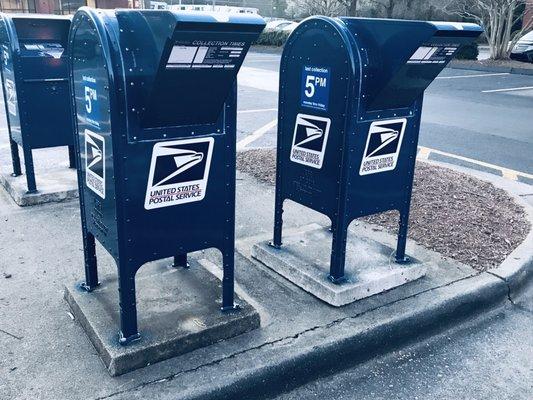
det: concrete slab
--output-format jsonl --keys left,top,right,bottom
{"left": 252, "top": 225, "right": 427, "bottom": 306}
{"left": 0, "top": 167, "right": 77, "bottom": 206}
{"left": 64, "top": 259, "right": 260, "bottom": 376}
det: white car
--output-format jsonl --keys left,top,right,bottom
{"left": 281, "top": 22, "right": 299, "bottom": 32}
{"left": 265, "top": 20, "right": 296, "bottom": 31}
{"left": 511, "top": 31, "right": 533, "bottom": 63}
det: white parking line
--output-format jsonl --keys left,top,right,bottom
{"left": 236, "top": 118, "right": 277, "bottom": 151}
{"left": 418, "top": 146, "right": 533, "bottom": 181}
{"left": 238, "top": 108, "right": 277, "bottom": 114}
{"left": 436, "top": 72, "right": 509, "bottom": 79}
{"left": 482, "top": 86, "right": 533, "bottom": 93}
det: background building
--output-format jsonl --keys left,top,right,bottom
{"left": 525, "top": 0, "right": 533, "bottom": 29}
{"left": 0, "top": 0, "right": 286, "bottom": 16}
{"left": 0, "top": 0, "right": 128, "bottom": 14}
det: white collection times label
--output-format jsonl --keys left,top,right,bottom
{"left": 166, "top": 42, "right": 244, "bottom": 70}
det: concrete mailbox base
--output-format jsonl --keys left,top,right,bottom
{"left": 64, "top": 259, "right": 260, "bottom": 376}
{"left": 252, "top": 225, "right": 427, "bottom": 307}
{"left": 0, "top": 168, "right": 78, "bottom": 206}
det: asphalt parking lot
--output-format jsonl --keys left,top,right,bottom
{"left": 0, "top": 50, "right": 531, "bottom": 186}
{"left": 237, "top": 51, "right": 533, "bottom": 183}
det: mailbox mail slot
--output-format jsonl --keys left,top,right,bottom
{"left": 0, "top": 14, "right": 75, "bottom": 193}
{"left": 69, "top": 8, "right": 264, "bottom": 344}
{"left": 272, "top": 17, "right": 482, "bottom": 283}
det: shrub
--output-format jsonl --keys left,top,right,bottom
{"left": 255, "top": 29, "right": 291, "bottom": 47}
{"left": 455, "top": 42, "right": 479, "bottom": 60}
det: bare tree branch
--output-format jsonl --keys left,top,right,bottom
{"left": 442, "top": 0, "right": 530, "bottom": 59}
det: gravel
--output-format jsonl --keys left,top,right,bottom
{"left": 237, "top": 148, "right": 530, "bottom": 271}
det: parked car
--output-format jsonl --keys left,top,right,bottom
{"left": 265, "top": 19, "right": 294, "bottom": 31}
{"left": 281, "top": 22, "right": 299, "bottom": 32}
{"left": 510, "top": 31, "right": 533, "bottom": 62}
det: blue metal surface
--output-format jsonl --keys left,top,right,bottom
{"left": 273, "top": 17, "right": 482, "bottom": 282}
{"left": 0, "top": 13, "right": 74, "bottom": 193}
{"left": 69, "top": 7, "right": 264, "bottom": 344}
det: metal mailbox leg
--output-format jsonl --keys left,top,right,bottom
{"left": 21, "top": 145, "right": 37, "bottom": 193}
{"left": 271, "top": 193, "right": 284, "bottom": 248}
{"left": 9, "top": 140, "right": 22, "bottom": 176}
{"left": 118, "top": 270, "right": 140, "bottom": 345}
{"left": 80, "top": 232, "right": 99, "bottom": 291}
{"left": 395, "top": 211, "right": 411, "bottom": 264}
{"left": 328, "top": 222, "right": 349, "bottom": 284}
{"left": 172, "top": 254, "right": 189, "bottom": 268}
{"left": 221, "top": 250, "right": 238, "bottom": 311}
{"left": 68, "top": 145, "right": 76, "bottom": 169}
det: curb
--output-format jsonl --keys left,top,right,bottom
{"left": 198, "top": 163, "right": 533, "bottom": 399}
{"left": 182, "top": 274, "right": 510, "bottom": 400}
{"left": 448, "top": 60, "right": 533, "bottom": 75}
{"left": 124, "top": 162, "right": 533, "bottom": 400}
{"left": 488, "top": 195, "right": 533, "bottom": 295}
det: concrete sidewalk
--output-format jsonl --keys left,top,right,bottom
{"left": 0, "top": 164, "right": 531, "bottom": 399}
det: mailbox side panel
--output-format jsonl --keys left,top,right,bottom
{"left": 277, "top": 19, "right": 356, "bottom": 219}
{"left": 0, "top": 17, "right": 22, "bottom": 145}
{"left": 71, "top": 16, "right": 119, "bottom": 258}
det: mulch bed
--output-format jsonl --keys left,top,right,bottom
{"left": 237, "top": 148, "right": 530, "bottom": 271}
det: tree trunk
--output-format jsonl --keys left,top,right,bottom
{"left": 347, "top": 0, "right": 357, "bottom": 16}
{"left": 386, "top": 0, "right": 395, "bottom": 18}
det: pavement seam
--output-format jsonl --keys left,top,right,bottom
{"left": 91, "top": 272, "right": 486, "bottom": 400}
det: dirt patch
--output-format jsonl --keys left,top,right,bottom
{"left": 237, "top": 148, "right": 530, "bottom": 271}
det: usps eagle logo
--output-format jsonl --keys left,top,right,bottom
{"left": 144, "top": 137, "right": 214, "bottom": 210}
{"left": 359, "top": 118, "right": 407, "bottom": 176}
{"left": 290, "top": 114, "right": 331, "bottom": 169}
{"left": 85, "top": 129, "right": 105, "bottom": 198}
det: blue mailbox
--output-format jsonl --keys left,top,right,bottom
{"left": 272, "top": 17, "right": 482, "bottom": 283}
{"left": 69, "top": 8, "right": 264, "bottom": 344}
{"left": 0, "top": 14, "right": 75, "bottom": 193}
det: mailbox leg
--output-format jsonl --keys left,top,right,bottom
{"left": 328, "top": 222, "right": 348, "bottom": 284}
{"left": 118, "top": 271, "right": 140, "bottom": 345}
{"left": 9, "top": 140, "right": 22, "bottom": 177}
{"left": 21, "top": 146, "right": 37, "bottom": 193}
{"left": 172, "top": 254, "right": 189, "bottom": 269}
{"left": 395, "top": 212, "right": 410, "bottom": 264}
{"left": 271, "top": 197, "right": 284, "bottom": 248}
{"left": 68, "top": 146, "right": 76, "bottom": 169}
{"left": 80, "top": 232, "right": 99, "bottom": 291}
{"left": 221, "top": 251, "right": 239, "bottom": 311}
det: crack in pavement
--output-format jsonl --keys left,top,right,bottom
{"left": 0, "top": 328, "right": 23, "bottom": 340}
{"left": 486, "top": 271, "right": 516, "bottom": 304}
{"left": 93, "top": 271, "right": 487, "bottom": 400}
{"left": 486, "top": 270, "right": 533, "bottom": 315}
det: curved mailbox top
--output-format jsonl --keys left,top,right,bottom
{"left": 282, "top": 16, "right": 482, "bottom": 114}
{"left": 338, "top": 17, "right": 482, "bottom": 111}
{"left": 70, "top": 8, "right": 265, "bottom": 135}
